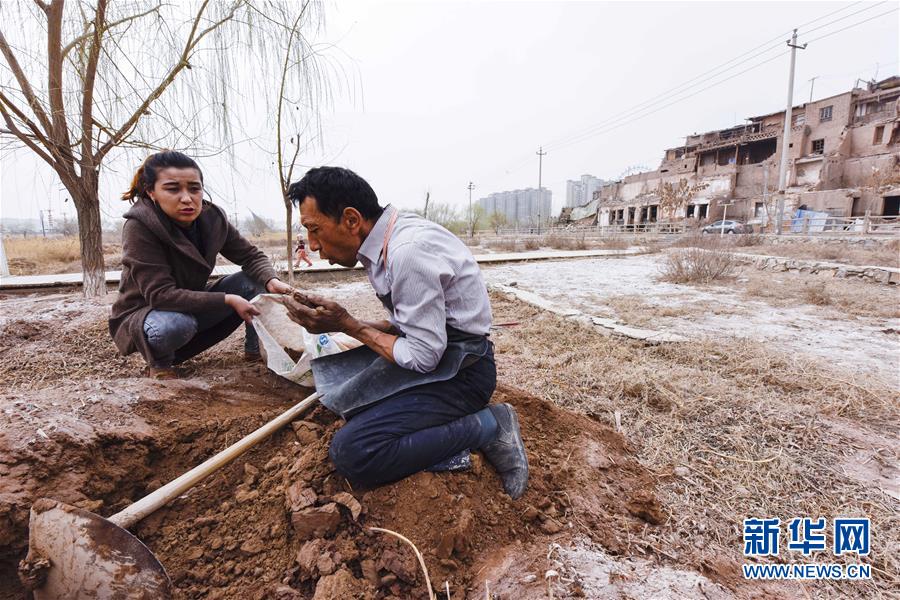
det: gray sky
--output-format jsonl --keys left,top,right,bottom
{"left": 2, "top": 0, "right": 898, "bottom": 225}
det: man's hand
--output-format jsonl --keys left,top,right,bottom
{"left": 266, "top": 278, "right": 294, "bottom": 295}
{"left": 282, "top": 293, "right": 354, "bottom": 334}
{"left": 225, "top": 294, "right": 261, "bottom": 323}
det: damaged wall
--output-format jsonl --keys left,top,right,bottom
{"left": 568, "top": 78, "right": 900, "bottom": 226}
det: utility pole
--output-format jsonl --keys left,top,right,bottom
{"left": 808, "top": 76, "right": 818, "bottom": 103}
{"left": 536, "top": 146, "right": 546, "bottom": 229}
{"left": 467, "top": 181, "right": 475, "bottom": 237}
{"left": 776, "top": 29, "right": 807, "bottom": 235}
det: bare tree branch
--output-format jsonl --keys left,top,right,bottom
{"left": 0, "top": 102, "right": 55, "bottom": 166}
{"left": 0, "top": 89, "right": 53, "bottom": 149}
{"left": 61, "top": 2, "right": 161, "bottom": 59}
{"left": 276, "top": 2, "right": 308, "bottom": 194}
{"left": 46, "top": 0, "right": 75, "bottom": 162}
{"left": 94, "top": 0, "right": 240, "bottom": 162}
{"left": 79, "top": 0, "right": 106, "bottom": 168}
{"left": 0, "top": 30, "right": 54, "bottom": 135}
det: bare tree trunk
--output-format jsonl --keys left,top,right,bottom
{"left": 284, "top": 198, "right": 293, "bottom": 285}
{"left": 70, "top": 178, "right": 106, "bottom": 297}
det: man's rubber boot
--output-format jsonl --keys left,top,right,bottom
{"left": 480, "top": 403, "right": 529, "bottom": 499}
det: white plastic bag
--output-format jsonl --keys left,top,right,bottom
{"left": 249, "top": 294, "right": 360, "bottom": 386}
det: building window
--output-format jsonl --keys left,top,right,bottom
{"left": 754, "top": 202, "right": 765, "bottom": 218}
{"left": 820, "top": 105, "right": 833, "bottom": 122}
{"left": 792, "top": 113, "right": 806, "bottom": 126}
{"left": 873, "top": 125, "right": 885, "bottom": 145}
{"left": 811, "top": 139, "right": 825, "bottom": 154}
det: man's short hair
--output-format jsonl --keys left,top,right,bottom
{"left": 288, "top": 167, "right": 384, "bottom": 222}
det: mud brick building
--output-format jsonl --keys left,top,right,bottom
{"left": 565, "top": 77, "right": 900, "bottom": 228}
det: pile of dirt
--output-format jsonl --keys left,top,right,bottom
{"left": 0, "top": 367, "right": 300, "bottom": 598}
{"left": 2, "top": 338, "right": 665, "bottom": 600}
{"left": 132, "top": 385, "right": 664, "bottom": 599}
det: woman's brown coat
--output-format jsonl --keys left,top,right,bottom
{"left": 108, "top": 198, "right": 277, "bottom": 362}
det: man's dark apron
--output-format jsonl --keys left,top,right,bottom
{"left": 311, "top": 326, "right": 489, "bottom": 419}
{"left": 310, "top": 208, "right": 490, "bottom": 419}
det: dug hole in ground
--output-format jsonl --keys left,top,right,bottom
{"left": 0, "top": 254, "right": 897, "bottom": 599}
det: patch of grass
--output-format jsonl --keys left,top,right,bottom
{"left": 746, "top": 241, "right": 900, "bottom": 269}
{"left": 594, "top": 237, "right": 630, "bottom": 250}
{"left": 5, "top": 236, "right": 80, "bottom": 263}
{"left": 802, "top": 282, "right": 833, "bottom": 306}
{"left": 4, "top": 236, "right": 82, "bottom": 274}
{"left": 660, "top": 246, "right": 737, "bottom": 284}
{"left": 544, "top": 232, "right": 588, "bottom": 250}
{"left": 739, "top": 270, "right": 899, "bottom": 319}
{"left": 484, "top": 238, "right": 520, "bottom": 252}
{"left": 732, "top": 233, "right": 765, "bottom": 247}
{"left": 490, "top": 292, "right": 899, "bottom": 599}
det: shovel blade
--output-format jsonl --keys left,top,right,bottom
{"left": 22, "top": 498, "right": 172, "bottom": 600}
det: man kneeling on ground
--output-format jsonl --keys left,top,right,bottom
{"left": 282, "top": 167, "right": 528, "bottom": 499}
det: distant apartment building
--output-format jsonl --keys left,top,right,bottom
{"left": 559, "top": 77, "right": 900, "bottom": 227}
{"left": 565, "top": 174, "right": 607, "bottom": 207}
{"left": 478, "top": 187, "right": 552, "bottom": 227}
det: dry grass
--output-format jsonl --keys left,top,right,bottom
{"left": 484, "top": 238, "right": 521, "bottom": 252}
{"left": 732, "top": 233, "right": 765, "bottom": 247}
{"left": 602, "top": 295, "right": 712, "bottom": 327}
{"left": 745, "top": 240, "right": 900, "bottom": 269}
{"left": 669, "top": 234, "right": 899, "bottom": 269}
{"left": 660, "top": 246, "right": 737, "bottom": 284}
{"left": 490, "top": 292, "right": 899, "bottom": 598}
{"left": 593, "top": 237, "right": 630, "bottom": 250}
{"left": 523, "top": 237, "right": 541, "bottom": 251}
{"left": 670, "top": 231, "right": 709, "bottom": 248}
{"left": 543, "top": 232, "right": 587, "bottom": 250}
{"left": 801, "top": 281, "right": 832, "bottom": 306}
{"left": 740, "top": 269, "right": 900, "bottom": 319}
{"left": 3, "top": 236, "right": 126, "bottom": 275}
{"left": 5, "top": 236, "right": 81, "bottom": 274}
{"left": 5, "top": 236, "right": 82, "bottom": 262}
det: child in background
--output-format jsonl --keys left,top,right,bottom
{"left": 294, "top": 238, "right": 313, "bottom": 268}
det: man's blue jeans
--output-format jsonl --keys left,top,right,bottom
{"left": 328, "top": 344, "right": 499, "bottom": 488}
{"left": 142, "top": 272, "right": 262, "bottom": 367}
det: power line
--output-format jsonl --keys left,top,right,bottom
{"left": 799, "top": 1, "right": 887, "bottom": 37}
{"left": 476, "top": 2, "right": 894, "bottom": 192}
{"left": 541, "top": 1, "right": 870, "bottom": 152}
{"left": 542, "top": 41, "right": 788, "bottom": 152}
{"left": 804, "top": 6, "right": 899, "bottom": 44}
{"left": 546, "top": 50, "right": 789, "bottom": 154}
{"left": 544, "top": 6, "right": 897, "bottom": 155}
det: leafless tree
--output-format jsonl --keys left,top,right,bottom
{"left": 0, "top": 0, "right": 333, "bottom": 296}
{"left": 272, "top": 0, "right": 338, "bottom": 285}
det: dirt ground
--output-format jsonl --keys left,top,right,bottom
{"left": 0, "top": 254, "right": 897, "bottom": 599}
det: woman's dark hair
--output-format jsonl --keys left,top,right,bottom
{"left": 121, "top": 150, "right": 203, "bottom": 203}
{"left": 287, "top": 167, "right": 383, "bottom": 222}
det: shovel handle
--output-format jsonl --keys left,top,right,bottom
{"left": 110, "top": 392, "right": 320, "bottom": 529}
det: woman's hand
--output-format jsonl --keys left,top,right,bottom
{"left": 266, "top": 278, "right": 294, "bottom": 295}
{"left": 225, "top": 294, "right": 261, "bottom": 323}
